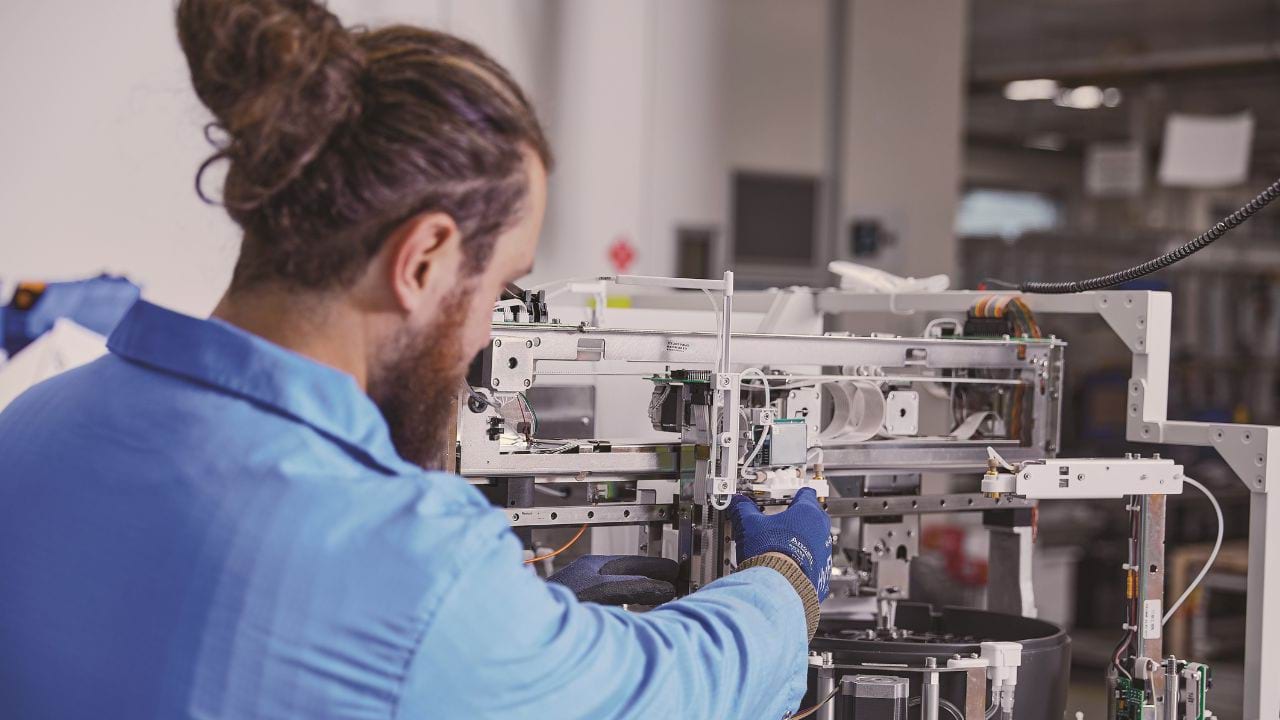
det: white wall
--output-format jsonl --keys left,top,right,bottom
{"left": 531, "top": 0, "right": 729, "bottom": 287}
{"left": 0, "top": 0, "right": 968, "bottom": 314}
{"left": 0, "top": 0, "right": 559, "bottom": 316}
{"left": 0, "top": 0, "right": 237, "bottom": 315}
{"left": 724, "top": 0, "right": 828, "bottom": 176}
{"left": 839, "top": 0, "right": 968, "bottom": 279}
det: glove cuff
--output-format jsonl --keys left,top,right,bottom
{"left": 737, "top": 552, "right": 820, "bottom": 640}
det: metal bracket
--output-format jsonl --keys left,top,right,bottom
{"left": 1095, "top": 292, "right": 1157, "bottom": 354}
{"left": 884, "top": 390, "right": 920, "bottom": 436}
{"left": 1208, "top": 424, "right": 1274, "bottom": 493}
{"left": 488, "top": 336, "right": 536, "bottom": 390}
{"left": 505, "top": 502, "right": 673, "bottom": 527}
{"left": 861, "top": 517, "right": 920, "bottom": 564}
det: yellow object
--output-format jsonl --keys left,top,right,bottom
{"left": 585, "top": 295, "right": 634, "bottom": 310}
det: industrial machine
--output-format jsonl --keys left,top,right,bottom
{"left": 453, "top": 273, "right": 1275, "bottom": 720}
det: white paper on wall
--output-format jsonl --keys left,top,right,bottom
{"left": 1158, "top": 112, "right": 1254, "bottom": 188}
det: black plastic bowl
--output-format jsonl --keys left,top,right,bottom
{"left": 805, "top": 602, "right": 1070, "bottom": 720}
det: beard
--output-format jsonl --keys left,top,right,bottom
{"left": 367, "top": 286, "right": 475, "bottom": 470}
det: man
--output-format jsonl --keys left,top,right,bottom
{"left": 0, "top": 1, "right": 832, "bottom": 718}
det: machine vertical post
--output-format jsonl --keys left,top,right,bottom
{"left": 1135, "top": 494, "right": 1167, "bottom": 699}
{"left": 923, "top": 657, "right": 940, "bottom": 720}
{"left": 985, "top": 508, "right": 1038, "bottom": 618}
{"left": 814, "top": 652, "right": 836, "bottom": 720}
{"left": 1243, "top": 487, "right": 1280, "bottom": 720}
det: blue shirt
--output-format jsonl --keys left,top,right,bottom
{"left": 0, "top": 301, "right": 808, "bottom": 719}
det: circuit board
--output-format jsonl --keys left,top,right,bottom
{"left": 1180, "top": 662, "right": 1211, "bottom": 720}
{"left": 1113, "top": 662, "right": 1212, "bottom": 720}
{"left": 1114, "top": 676, "right": 1148, "bottom": 720}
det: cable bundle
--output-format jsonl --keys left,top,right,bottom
{"left": 970, "top": 296, "right": 1042, "bottom": 338}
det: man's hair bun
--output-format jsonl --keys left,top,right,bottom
{"left": 176, "top": 0, "right": 364, "bottom": 210}
{"left": 176, "top": 0, "right": 552, "bottom": 291}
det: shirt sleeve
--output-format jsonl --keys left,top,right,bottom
{"left": 393, "top": 507, "right": 810, "bottom": 720}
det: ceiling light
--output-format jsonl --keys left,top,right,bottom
{"left": 1025, "top": 133, "right": 1067, "bottom": 151}
{"left": 1003, "top": 79, "right": 1059, "bottom": 102}
{"left": 1055, "top": 85, "right": 1104, "bottom": 110}
{"left": 1102, "top": 87, "right": 1122, "bottom": 108}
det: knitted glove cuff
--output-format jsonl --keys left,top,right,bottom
{"left": 737, "top": 552, "right": 820, "bottom": 640}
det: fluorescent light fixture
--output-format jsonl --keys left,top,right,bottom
{"left": 1003, "top": 78, "right": 1059, "bottom": 101}
{"left": 1055, "top": 85, "right": 1105, "bottom": 110}
{"left": 1025, "top": 133, "right": 1067, "bottom": 151}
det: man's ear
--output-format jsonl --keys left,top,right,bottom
{"left": 387, "top": 212, "right": 463, "bottom": 313}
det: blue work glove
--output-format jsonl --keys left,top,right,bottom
{"left": 547, "top": 555, "right": 679, "bottom": 606}
{"left": 2, "top": 274, "right": 141, "bottom": 357}
{"left": 727, "top": 488, "right": 833, "bottom": 601}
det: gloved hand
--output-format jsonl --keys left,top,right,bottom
{"left": 727, "top": 488, "right": 832, "bottom": 601}
{"left": 547, "top": 555, "right": 679, "bottom": 606}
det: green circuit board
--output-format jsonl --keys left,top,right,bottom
{"left": 1114, "top": 662, "right": 1212, "bottom": 720}
{"left": 1115, "top": 676, "right": 1147, "bottom": 720}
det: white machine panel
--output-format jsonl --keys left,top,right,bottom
{"left": 1015, "top": 457, "right": 1183, "bottom": 499}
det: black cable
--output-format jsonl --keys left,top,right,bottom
{"left": 792, "top": 687, "right": 840, "bottom": 720}
{"left": 464, "top": 383, "right": 494, "bottom": 410}
{"left": 1008, "top": 176, "right": 1280, "bottom": 294}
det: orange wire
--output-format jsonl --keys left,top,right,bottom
{"left": 523, "top": 523, "right": 588, "bottom": 565}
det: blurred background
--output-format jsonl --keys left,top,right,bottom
{"left": 3, "top": 1, "right": 1277, "bottom": 717}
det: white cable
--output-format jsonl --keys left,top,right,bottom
{"left": 1162, "top": 476, "right": 1223, "bottom": 625}
{"left": 923, "top": 317, "right": 961, "bottom": 339}
{"left": 739, "top": 368, "right": 772, "bottom": 471}
{"left": 701, "top": 288, "right": 722, "bottom": 329}
{"left": 919, "top": 318, "right": 958, "bottom": 400}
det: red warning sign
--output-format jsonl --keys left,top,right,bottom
{"left": 608, "top": 236, "right": 636, "bottom": 273}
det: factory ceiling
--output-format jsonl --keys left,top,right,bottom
{"left": 967, "top": 0, "right": 1280, "bottom": 175}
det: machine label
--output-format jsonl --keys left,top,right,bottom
{"left": 665, "top": 341, "right": 691, "bottom": 353}
{"left": 1143, "top": 599, "right": 1162, "bottom": 639}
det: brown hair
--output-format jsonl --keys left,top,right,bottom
{"left": 176, "top": 0, "right": 552, "bottom": 290}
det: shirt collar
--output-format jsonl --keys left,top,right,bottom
{"left": 107, "top": 301, "right": 403, "bottom": 475}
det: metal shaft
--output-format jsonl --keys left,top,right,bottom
{"left": 923, "top": 657, "right": 940, "bottom": 720}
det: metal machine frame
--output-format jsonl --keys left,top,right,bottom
{"left": 458, "top": 279, "right": 1277, "bottom": 720}
{"left": 818, "top": 289, "right": 1277, "bottom": 720}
